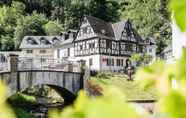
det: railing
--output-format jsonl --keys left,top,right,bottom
{"left": 17, "top": 57, "right": 81, "bottom": 72}
{"left": 0, "top": 57, "right": 82, "bottom": 73}
{"left": 0, "top": 62, "right": 9, "bottom": 72}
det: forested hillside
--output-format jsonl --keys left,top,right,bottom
{"left": 0, "top": 0, "right": 170, "bottom": 53}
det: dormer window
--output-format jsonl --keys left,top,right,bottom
{"left": 27, "top": 37, "right": 38, "bottom": 45}
{"left": 65, "top": 34, "right": 69, "bottom": 40}
{"left": 40, "top": 37, "right": 51, "bottom": 45}
{"left": 52, "top": 37, "right": 59, "bottom": 44}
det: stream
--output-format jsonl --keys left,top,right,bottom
{"left": 11, "top": 96, "right": 65, "bottom": 118}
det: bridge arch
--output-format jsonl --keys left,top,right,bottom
{"left": 8, "top": 84, "right": 77, "bottom": 106}
{"left": 0, "top": 70, "right": 84, "bottom": 104}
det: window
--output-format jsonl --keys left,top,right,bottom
{"left": 68, "top": 48, "right": 70, "bottom": 56}
{"left": 89, "top": 58, "right": 93, "bottom": 66}
{"left": 41, "top": 58, "right": 46, "bottom": 63}
{"left": 40, "top": 50, "right": 46, "bottom": 54}
{"left": 106, "top": 41, "right": 112, "bottom": 49}
{"left": 52, "top": 37, "right": 59, "bottom": 43}
{"left": 106, "top": 58, "right": 111, "bottom": 66}
{"left": 125, "top": 44, "right": 133, "bottom": 52}
{"left": 80, "top": 45, "right": 83, "bottom": 50}
{"left": 40, "top": 37, "right": 51, "bottom": 45}
{"left": 120, "top": 59, "right": 123, "bottom": 66}
{"left": 82, "top": 27, "right": 88, "bottom": 34}
{"left": 65, "top": 34, "right": 69, "bottom": 40}
{"left": 121, "top": 31, "right": 126, "bottom": 40}
{"left": 112, "top": 59, "right": 114, "bottom": 66}
{"left": 27, "top": 37, "right": 38, "bottom": 45}
{"left": 149, "top": 48, "right": 152, "bottom": 53}
{"left": 89, "top": 43, "right": 95, "bottom": 49}
{"left": 57, "top": 49, "right": 60, "bottom": 58}
{"left": 139, "top": 46, "right": 143, "bottom": 53}
{"left": 116, "top": 59, "right": 120, "bottom": 66}
{"left": 120, "top": 43, "right": 125, "bottom": 50}
{"left": 100, "top": 39, "right": 106, "bottom": 48}
{"left": 88, "top": 27, "right": 92, "bottom": 34}
{"left": 112, "top": 42, "right": 116, "bottom": 49}
{"left": 26, "top": 50, "right": 33, "bottom": 54}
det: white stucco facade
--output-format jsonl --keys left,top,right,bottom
{"left": 54, "top": 45, "right": 75, "bottom": 61}
{"left": 73, "top": 55, "right": 127, "bottom": 71}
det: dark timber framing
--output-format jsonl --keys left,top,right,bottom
{"left": 74, "top": 16, "right": 146, "bottom": 58}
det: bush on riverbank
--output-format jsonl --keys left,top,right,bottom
{"left": 9, "top": 92, "right": 36, "bottom": 104}
{"left": 12, "top": 107, "right": 36, "bottom": 118}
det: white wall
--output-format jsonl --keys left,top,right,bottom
{"left": 172, "top": 20, "right": 186, "bottom": 59}
{"left": 74, "top": 55, "right": 128, "bottom": 71}
{"left": 74, "top": 55, "right": 101, "bottom": 71}
{"left": 100, "top": 55, "right": 127, "bottom": 71}
{"left": 54, "top": 44, "right": 75, "bottom": 60}
{"left": 21, "top": 49, "right": 54, "bottom": 59}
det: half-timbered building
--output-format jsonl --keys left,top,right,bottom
{"left": 73, "top": 16, "right": 156, "bottom": 71}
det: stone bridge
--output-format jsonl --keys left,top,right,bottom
{"left": 0, "top": 55, "right": 87, "bottom": 105}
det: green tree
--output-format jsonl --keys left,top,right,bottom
{"left": 1, "top": 36, "right": 14, "bottom": 51}
{"left": 50, "top": 0, "right": 120, "bottom": 30}
{"left": 14, "top": 12, "right": 47, "bottom": 48}
{"left": 120, "top": 0, "right": 171, "bottom": 54}
{"left": 44, "top": 21, "right": 63, "bottom": 36}
{"left": 0, "top": 1, "right": 25, "bottom": 50}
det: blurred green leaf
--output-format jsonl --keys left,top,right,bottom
{"left": 49, "top": 88, "right": 143, "bottom": 118}
{"left": 170, "top": 0, "right": 186, "bottom": 31}
{"left": 0, "top": 82, "right": 16, "bottom": 118}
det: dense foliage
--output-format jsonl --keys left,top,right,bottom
{"left": 0, "top": 0, "right": 120, "bottom": 51}
{"left": 119, "top": 0, "right": 171, "bottom": 54}
{"left": 0, "top": 0, "right": 170, "bottom": 52}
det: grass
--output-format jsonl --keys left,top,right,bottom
{"left": 91, "top": 73, "right": 158, "bottom": 100}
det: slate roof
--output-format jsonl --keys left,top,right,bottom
{"left": 55, "top": 38, "right": 74, "bottom": 48}
{"left": 112, "top": 20, "right": 142, "bottom": 42}
{"left": 55, "top": 30, "right": 77, "bottom": 47}
{"left": 19, "top": 36, "right": 62, "bottom": 49}
{"left": 86, "top": 16, "right": 115, "bottom": 38}
{"left": 85, "top": 16, "right": 142, "bottom": 42}
{"left": 112, "top": 21, "right": 126, "bottom": 40}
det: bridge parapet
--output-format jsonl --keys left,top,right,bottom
{"left": 0, "top": 55, "right": 83, "bottom": 73}
{"left": 17, "top": 57, "right": 82, "bottom": 72}
{"left": 0, "top": 55, "right": 89, "bottom": 105}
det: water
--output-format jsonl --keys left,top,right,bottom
{"left": 11, "top": 96, "right": 65, "bottom": 118}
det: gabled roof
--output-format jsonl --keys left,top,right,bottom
{"left": 112, "top": 20, "right": 142, "bottom": 42}
{"left": 85, "top": 16, "right": 142, "bottom": 42}
{"left": 85, "top": 16, "right": 115, "bottom": 38}
{"left": 54, "top": 38, "right": 74, "bottom": 48}
{"left": 112, "top": 21, "right": 126, "bottom": 40}
{"left": 19, "top": 36, "right": 62, "bottom": 49}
